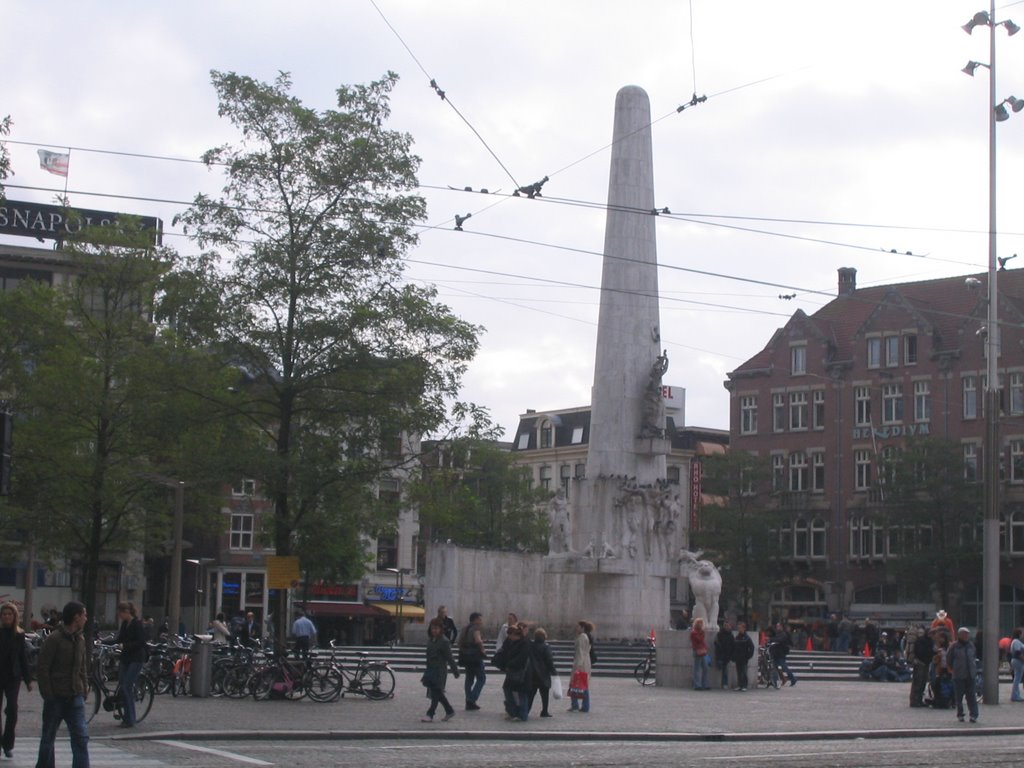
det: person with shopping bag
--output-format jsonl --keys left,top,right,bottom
{"left": 567, "top": 620, "right": 594, "bottom": 713}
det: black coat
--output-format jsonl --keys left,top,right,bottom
{"left": 0, "top": 628, "right": 31, "bottom": 684}
{"left": 714, "top": 630, "right": 735, "bottom": 665}
{"left": 529, "top": 638, "right": 556, "bottom": 690}
{"left": 116, "top": 617, "right": 147, "bottom": 665}
{"left": 732, "top": 632, "right": 755, "bottom": 665}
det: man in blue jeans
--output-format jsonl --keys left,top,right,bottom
{"left": 459, "top": 612, "right": 487, "bottom": 710}
{"left": 35, "top": 601, "right": 90, "bottom": 768}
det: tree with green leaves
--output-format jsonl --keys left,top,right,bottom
{"left": 694, "top": 451, "right": 779, "bottom": 622}
{"left": 0, "top": 222, "right": 233, "bottom": 628}
{"left": 166, "top": 71, "right": 481, "bottom": 643}
{"left": 875, "top": 437, "right": 982, "bottom": 611}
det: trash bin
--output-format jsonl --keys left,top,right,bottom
{"left": 190, "top": 640, "right": 213, "bottom": 698}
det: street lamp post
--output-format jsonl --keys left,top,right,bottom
{"left": 385, "top": 567, "right": 406, "bottom": 644}
{"left": 186, "top": 557, "right": 215, "bottom": 633}
{"left": 963, "top": 1, "right": 1021, "bottom": 705}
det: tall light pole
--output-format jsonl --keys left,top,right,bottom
{"left": 963, "top": 2, "right": 1022, "bottom": 705}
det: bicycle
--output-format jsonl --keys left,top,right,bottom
{"left": 757, "top": 643, "right": 781, "bottom": 689}
{"left": 85, "top": 644, "right": 155, "bottom": 724}
{"left": 307, "top": 643, "right": 395, "bottom": 701}
{"left": 634, "top": 638, "right": 656, "bottom": 686}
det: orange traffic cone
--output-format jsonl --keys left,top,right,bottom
{"left": 863, "top": 643, "right": 871, "bottom": 657}
{"left": 806, "top": 637, "right": 813, "bottom": 651}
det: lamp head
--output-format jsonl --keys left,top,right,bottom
{"left": 1005, "top": 19, "right": 1021, "bottom": 36}
{"left": 963, "top": 61, "right": 981, "bottom": 76}
{"left": 963, "top": 10, "right": 991, "bottom": 34}
{"left": 1009, "top": 96, "right": 1024, "bottom": 113}
{"left": 996, "top": 103, "right": 1011, "bottom": 122}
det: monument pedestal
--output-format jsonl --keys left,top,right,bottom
{"left": 656, "top": 629, "right": 757, "bottom": 689}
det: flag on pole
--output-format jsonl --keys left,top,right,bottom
{"left": 37, "top": 149, "right": 69, "bottom": 177}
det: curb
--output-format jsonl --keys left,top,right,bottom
{"left": 103, "top": 724, "right": 1024, "bottom": 743}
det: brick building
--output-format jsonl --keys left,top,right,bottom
{"left": 725, "top": 267, "right": 1024, "bottom": 629}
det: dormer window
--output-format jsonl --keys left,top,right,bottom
{"left": 540, "top": 420, "right": 553, "bottom": 448}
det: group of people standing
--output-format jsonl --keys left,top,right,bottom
{"left": 688, "top": 618, "right": 765, "bottom": 691}
{"left": 420, "top": 607, "right": 594, "bottom": 724}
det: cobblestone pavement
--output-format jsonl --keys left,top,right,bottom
{"left": 6, "top": 673, "right": 1000, "bottom": 743}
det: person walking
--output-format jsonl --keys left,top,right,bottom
{"left": 1009, "top": 627, "right": 1024, "bottom": 702}
{"left": 527, "top": 627, "right": 556, "bottom": 717}
{"left": 458, "top": 612, "right": 487, "bottom": 710}
{"left": 714, "top": 619, "right": 735, "bottom": 689}
{"left": 0, "top": 602, "right": 32, "bottom": 757}
{"left": 495, "top": 612, "right": 517, "bottom": 650}
{"left": 113, "top": 602, "right": 146, "bottom": 728}
{"left": 420, "top": 618, "right": 459, "bottom": 723}
{"left": 732, "top": 621, "right": 755, "bottom": 692}
{"left": 436, "top": 606, "right": 458, "bottom": 644}
{"left": 35, "top": 601, "right": 90, "bottom": 768}
{"left": 946, "top": 627, "right": 979, "bottom": 723}
{"left": 770, "top": 621, "right": 797, "bottom": 687}
{"left": 691, "top": 617, "right": 711, "bottom": 690}
{"left": 493, "top": 624, "right": 532, "bottom": 721}
{"left": 567, "top": 620, "right": 593, "bottom": 713}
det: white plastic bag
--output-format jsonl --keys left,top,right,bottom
{"left": 551, "top": 674, "right": 564, "bottom": 700}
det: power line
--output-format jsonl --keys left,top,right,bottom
{"left": 1, "top": 138, "right": 223, "bottom": 167}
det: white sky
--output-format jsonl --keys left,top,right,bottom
{"left": 5, "top": 1, "right": 1024, "bottom": 439}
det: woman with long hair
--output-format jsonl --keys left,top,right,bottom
{"left": 115, "top": 601, "right": 147, "bottom": 727}
{"left": 568, "top": 620, "right": 594, "bottom": 713}
{"left": 0, "top": 602, "right": 31, "bottom": 757}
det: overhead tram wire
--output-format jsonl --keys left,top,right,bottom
{"left": 2, "top": 138, "right": 225, "bottom": 167}
{"left": 367, "top": 0, "right": 521, "bottom": 192}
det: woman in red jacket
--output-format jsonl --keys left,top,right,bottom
{"left": 691, "top": 617, "right": 710, "bottom": 690}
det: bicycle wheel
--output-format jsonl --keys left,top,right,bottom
{"left": 252, "top": 668, "right": 277, "bottom": 701}
{"left": 634, "top": 658, "right": 656, "bottom": 686}
{"left": 84, "top": 680, "right": 103, "bottom": 724}
{"left": 769, "top": 661, "right": 781, "bottom": 689}
{"left": 147, "top": 657, "right": 174, "bottom": 695}
{"left": 222, "top": 665, "right": 254, "bottom": 699}
{"left": 133, "top": 675, "right": 155, "bottom": 723}
{"left": 357, "top": 664, "right": 395, "bottom": 700}
{"left": 306, "top": 664, "right": 343, "bottom": 703}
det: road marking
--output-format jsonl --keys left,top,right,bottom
{"left": 21, "top": 740, "right": 166, "bottom": 766}
{"left": 154, "top": 740, "right": 273, "bottom": 765}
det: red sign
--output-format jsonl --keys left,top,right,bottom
{"left": 306, "top": 582, "right": 359, "bottom": 601}
{"left": 689, "top": 459, "right": 702, "bottom": 531}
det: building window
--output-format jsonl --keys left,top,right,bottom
{"left": 230, "top": 514, "right": 254, "bottom": 550}
{"left": 963, "top": 443, "right": 979, "bottom": 482}
{"left": 772, "top": 454, "right": 785, "bottom": 493}
{"left": 855, "top": 450, "right": 872, "bottom": 490}
{"left": 964, "top": 376, "right": 978, "bottom": 419}
{"left": 904, "top": 334, "right": 918, "bottom": 365}
{"left": 882, "top": 383, "right": 903, "bottom": 424}
{"left": 539, "top": 421, "right": 553, "bottom": 449}
{"left": 812, "top": 390, "right": 826, "bottom": 430}
{"left": 914, "top": 380, "right": 931, "bottom": 422}
{"left": 794, "top": 518, "right": 809, "bottom": 557}
{"left": 516, "top": 433, "right": 530, "bottom": 450}
{"left": 1012, "top": 373, "right": 1024, "bottom": 416}
{"left": 790, "top": 391, "right": 808, "bottom": 431}
{"left": 539, "top": 465, "right": 552, "bottom": 490}
{"left": 811, "top": 518, "right": 827, "bottom": 558}
{"left": 812, "top": 452, "right": 825, "bottom": 492}
{"left": 879, "top": 445, "right": 898, "bottom": 487}
{"left": 560, "top": 464, "right": 571, "bottom": 497}
{"left": 231, "top": 479, "right": 256, "bottom": 497}
{"left": 575, "top": 463, "right": 587, "bottom": 480}
{"left": 866, "top": 338, "right": 881, "bottom": 368}
{"left": 855, "top": 386, "right": 872, "bottom": 427}
{"left": 789, "top": 452, "right": 809, "bottom": 492}
{"left": 1011, "top": 440, "right": 1024, "bottom": 483}
{"left": 376, "top": 536, "right": 398, "bottom": 570}
{"left": 791, "top": 344, "right": 807, "bottom": 375}
{"left": 885, "top": 336, "right": 900, "bottom": 367}
{"left": 740, "top": 395, "right": 758, "bottom": 435}
{"left": 571, "top": 427, "right": 584, "bottom": 444}
{"left": 773, "top": 393, "right": 786, "bottom": 432}
{"left": 1011, "top": 511, "right": 1024, "bottom": 554}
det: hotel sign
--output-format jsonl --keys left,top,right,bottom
{"left": 851, "top": 424, "right": 930, "bottom": 440}
{"left": 0, "top": 200, "right": 163, "bottom": 245}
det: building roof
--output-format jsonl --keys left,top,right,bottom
{"left": 728, "top": 267, "right": 1024, "bottom": 378}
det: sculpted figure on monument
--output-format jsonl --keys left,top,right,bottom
{"left": 546, "top": 489, "right": 573, "bottom": 554}
{"left": 639, "top": 350, "right": 669, "bottom": 439}
{"left": 678, "top": 549, "right": 722, "bottom": 630}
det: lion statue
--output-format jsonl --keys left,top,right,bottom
{"left": 678, "top": 549, "right": 722, "bottom": 630}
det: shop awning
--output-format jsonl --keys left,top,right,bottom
{"left": 306, "top": 602, "right": 388, "bottom": 618}
{"left": 696, "top": 441, "right": 726, "bottom": 456}
{"left": 368, "top": 602, "right": 426, "bottom": 619}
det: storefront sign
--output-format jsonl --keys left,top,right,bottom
{"left": 851, "top": 424, "right": 930, "bottom": 441}
{"left": 0, "top": 200, "right": 162, "bottom": 245}
{"left": 306, "top": 582, "right": 359, "bottom": 602}
{"left": 265, "top": 555, "right": 300, "bottom": 589}
{"left": 372, "top": 586, "right": 409, "bottom": 602}
{"left": 689, "top": 459, "right": 702, "bottom": 531}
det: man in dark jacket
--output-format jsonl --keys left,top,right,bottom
{"left": 458, "top": 612, "right": 487, "bottom": 710}
{"left": 732, "top": 622, "right": 755, "bottom": 691}
{"left": 909, "top": 626, "right": 933, "bottom": 707}
{"left": 35, "top": 601, "right": 90, "bottom": 768}
{"left": 947, "top": 627, "right": 979, "bottom": 722}
{"left": 714, "top": 620, "right": 735, "bottom": 689}
{"left": 437, "top": 606, "right": 458, "bottom": 644}
{"left": 769, "top": 622, "right": 797, "bottom": 686}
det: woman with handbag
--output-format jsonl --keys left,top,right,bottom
{"left": 568, "top": 620, "right": 594, "bottom": 713}
{"left": 421, "top": 618, "right": 460, "bottom": 722}
{"left": 528, "top": 627, "right": 557, "bottom": 718}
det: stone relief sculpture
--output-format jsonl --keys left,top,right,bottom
{"left": 639, "top": 350, "right": 669, "bottom": 439}
{"left": 546, "top": 489, "right": 573, "bottom": 554}
{"left": 610, "top": 481, "right": 681, "bottom": 562}
{"left": 678, "top": 549, "right": 722, "bottom": 630}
